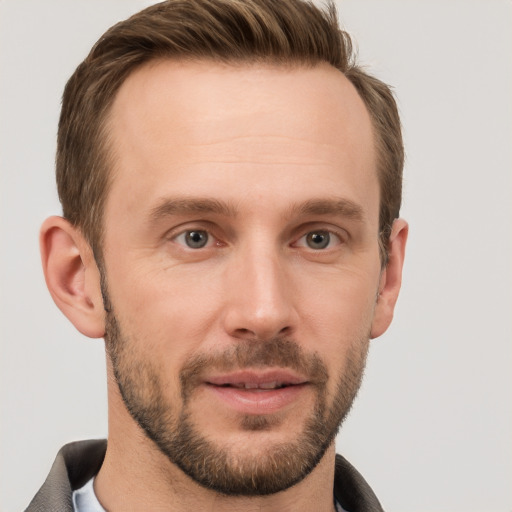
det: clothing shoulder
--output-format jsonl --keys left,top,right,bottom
{"left": 334, "top": 454, "right": 384, "bottom": 512}
{"left": 25, "top": 440, "right": 107, "bottom": 512}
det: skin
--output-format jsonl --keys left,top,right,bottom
{"left": 40, "top": 60, "right": 408, "bottom": 511}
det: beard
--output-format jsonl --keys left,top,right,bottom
{"left": 103, "top": 287, "right": 369, "bottom": 496}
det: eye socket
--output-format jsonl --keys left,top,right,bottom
{"left": 174, "top": 230, "right": 211, "bottom": 249}
{"left": 296, "top": 230, "right": 342, "bottom": 250}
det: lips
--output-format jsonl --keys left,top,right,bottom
{"left": 206, "top": 369, "right": 306, "bottom": 388}
{"left": 203, "top": 369, "right": 309, "bottom": 414}
{"left": 217, "top": 381, "right": 290, "bottom": 390}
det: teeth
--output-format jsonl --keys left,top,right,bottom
{"left": 259, "top": 381, "right": 279, "bottom": 389}
{"left": 222, "top": 381, "right": 288, "bottom": 389}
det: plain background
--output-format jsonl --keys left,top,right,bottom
{"left": 1, "top": 1, "right": 511, "bottom": 511}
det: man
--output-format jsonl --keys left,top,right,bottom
{"left": 27, "top": 0, "right": 407, "bottom": 510}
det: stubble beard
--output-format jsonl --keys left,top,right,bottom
{"left": 103, "top": 290, "right": 370, "bottom": 496}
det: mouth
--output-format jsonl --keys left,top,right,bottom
{"left": 203, "top": 370, "right": 309, "bottom": 414}
{"left": 205, "top": 369, "right": 307, "bottom": 389}
{"left": 214, "top": 381, "right": 296, "bottom": 390}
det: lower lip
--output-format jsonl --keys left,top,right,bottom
{"left": 205, "top": 383, "right": 309, "bottom": 415}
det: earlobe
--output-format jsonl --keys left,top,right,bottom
{"left": 370, "top": 218, "right": 408, "bottom": 339}
{"left": 40, "top": 216, "right": 105, "bottom": 338}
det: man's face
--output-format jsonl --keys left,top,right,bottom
{"left": 101, "top": 60, "right": 382, "bottom": 494}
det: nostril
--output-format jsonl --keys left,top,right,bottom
{"left": 223, "top": 296, "right": 298, "bottom": 341}
{"left": 234, "top": 328, "right": 254, "bottom": 337}
{"left": 232, "top": 325, "right": 293, "bottom": 341}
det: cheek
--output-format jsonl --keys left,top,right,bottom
{"left": 105, "top": 261, "right": 224, "bottom": 364}
{"left": 299, "top": 268, "right": 379, "bottom": 336}
{"left": 296, "top": 269, "right": 378, "bottom": 378}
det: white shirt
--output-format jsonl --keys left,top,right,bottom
{"left": 72, "top": 478, "right": 105, "bottom": 512}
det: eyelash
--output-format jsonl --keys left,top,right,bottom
{"left": 293, "top": 229, "right": 344, "bottom": 250}
{"left": 172, "top": 229, "right": 216, "bottom": 249}
{"left": 170, "top": 226, "right": 346, "bottom": 251}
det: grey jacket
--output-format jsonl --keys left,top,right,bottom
{"left": 25, "top": 440, "right": 384, "bottom": 511}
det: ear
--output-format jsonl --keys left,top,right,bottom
{"left": 370, "top": 218, "right": 408, "bottom": 339}
{"left": 40, "top": 216, "right": 105, "bottom": 338}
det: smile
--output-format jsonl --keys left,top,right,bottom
{"left": 203, "top": 370, "right": 310, "bottom": 414}
{"left": 216, "top": 381, "right": 293, "bottom": 390}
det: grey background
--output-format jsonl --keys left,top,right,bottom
{"left": 1, "top": 1, "right": 511, "bottom": 511}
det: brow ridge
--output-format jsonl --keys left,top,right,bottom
{"left": 291, "top": 198, "right": 365, "bottom": 222}
{"left": 149, "top": 197, "right": 238, "bottom": 222}
{"left": 148, "top": 196, "right": 365, "bottom": 223}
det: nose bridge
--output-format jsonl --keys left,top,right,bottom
{"left": 223, "top": 236, "right": 296, "bottom": 340}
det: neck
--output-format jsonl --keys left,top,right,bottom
{"left": 95, "top": 364, "right": 337, "bottom": 512}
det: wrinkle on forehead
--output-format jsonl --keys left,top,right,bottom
{"left": 109, "top": 59, "right": 375, "bottom": 157}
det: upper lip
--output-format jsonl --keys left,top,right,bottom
{"left": 205, "top": 369, "right": 308, "bottom": 389}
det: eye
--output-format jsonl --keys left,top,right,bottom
{"left": 174, "top": 230, "right": 211, "bottom": 249}
{"left": 296, "top": 230, "right": 342, "bottom": 250}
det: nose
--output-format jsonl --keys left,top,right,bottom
{"left": 222, "top": 243, "right": 298, "bottom": 341}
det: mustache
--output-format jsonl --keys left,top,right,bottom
{"left": 179, "top": 338, "right": 328, "bottom": 398}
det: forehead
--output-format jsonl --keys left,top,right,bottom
{"left": 105, "top": 59, "right": 377, "bottom": 225}
{"left": 109, "top": 59, "right": 374, "bottom": 156}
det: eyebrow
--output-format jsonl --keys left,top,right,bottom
{"left": 290, "top": 198, "right": 365, "bottom": 222}
{"left": 148, "top": 196, "right": 365, "bottom": 224}
{"left": 149, "top": 197, "right": 238, "bottom": 222}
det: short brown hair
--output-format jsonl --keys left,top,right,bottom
{"left": 57, "top": 0, "right": 403, "bottom": 264}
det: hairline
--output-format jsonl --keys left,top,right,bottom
{"left": 89, "top": 56, "right": 387, "bottom": 265}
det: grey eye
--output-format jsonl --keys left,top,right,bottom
{"left": 184, "top": 230, "right": 209, "bottom": 248}
{"left": 305, "top": 231, "right": 331, "bottom": 249}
